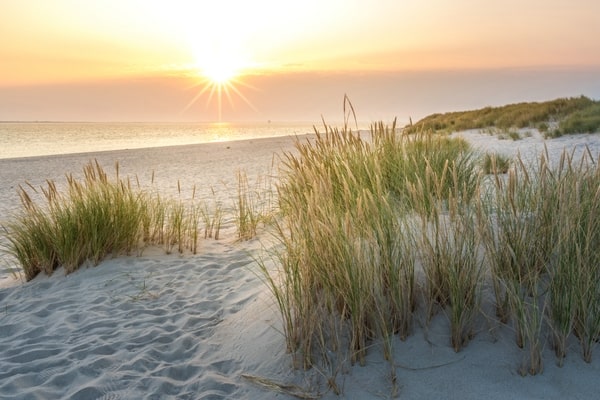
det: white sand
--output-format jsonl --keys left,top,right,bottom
{"left": 1, "top": 131, "right": 599, "bottom": 399}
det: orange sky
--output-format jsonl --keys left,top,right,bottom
{"left": 1, "top": 0, "right": 600, "bottom": 121}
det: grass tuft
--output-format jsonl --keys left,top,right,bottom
{"left": 260, "top": 119, "right": 479, "bottom": 383}
{"left": 2, "top": 160, "right": 220, "bottom": 279}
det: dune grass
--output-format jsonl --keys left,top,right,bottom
{"left": 2, "top": 161, "right": 228, "bottom": 280}
{"left": 260, "top": 121, "right": 481, "bottom": 379}
{"left": 259, "top": 117, "right": 600, "bottom": 384}
{"left": 233, "top": 170, "right": 274, "bottom": 241}
{"left": 412, "top": 171, "right": 484, "bottom": 351}
{"left": 3, "top": 161, "right": 147, "bottom": 279}
{"left": 478, "top": 148, "right": 600, "bottom": 373}
{"left": 482, "top": 153, "right": 511, "bottom": 174}
{"left": 200, "top": 188, "right": 223, "bottom": 241}
{"left": 406, "top": 96, "right": 599, "bottom": 137}
{"left": 377, "top": 124, "right": 479, "bottom": 214}
{"left": 2, "top": 158, "right": 276, "bottom": 281}
{"left": 557, "top": 152, "right": 600, "bottom": 364}
{"left": 479, "top": 155, "right": 559, "bottom": 374}
{"left": 557, "top": 102, "right": 600, "bottom": 136}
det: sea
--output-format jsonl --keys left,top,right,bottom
{"left": 0, "top": 121, "right": 321, "bottom": 160}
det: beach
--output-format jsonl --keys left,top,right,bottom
{"left": 1, "top": 131, "right": 600, "bottom": 399}
{"left": 0, "top": 134, "right": 306, "bottom": 282}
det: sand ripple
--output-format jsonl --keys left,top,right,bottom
{"left": 0, "top": 245, "right": 270, "bottom": 399}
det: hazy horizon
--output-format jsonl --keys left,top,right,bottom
{"left": 2, "top": 67, "right": 599, "bottom": 124}
{"left": 2, "top": 1, "right": 600, "bottom": 123}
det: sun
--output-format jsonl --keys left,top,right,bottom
{"left": 190, "top": 37, "right": 251, "bottom": 86}
{"left": 183, "top": 47, "right": 257, "bottom": 122}
{"left": 198, "top": 52, "right": 242, "bottom": 85}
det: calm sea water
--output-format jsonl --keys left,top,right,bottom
{"left": 0, "top": 121, "right": 319, "bottom": 159}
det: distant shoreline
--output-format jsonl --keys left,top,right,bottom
{"left": 0, "top": 121, "right": 321, "bottom": 160}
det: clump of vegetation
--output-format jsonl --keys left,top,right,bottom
{"left": 557, "top": 102, "right": 600, "bottom": 136}
{"left": 412, "top": 170, "right": 484, "bottom": 351}
{"left": 2, "top": 161, "right": 227, "bottom": 280}
{"left": 379, "top": 128, "right": 479, "bottom": 213}
{"left": 478, "top": 149, "right": 600, "bottom": 374}
{"left": 406, "top": 96, "right": 599, "bottom": 136}
{"left": 259, "top": 117, "right": 481, "bottom": 389}
{"left": 200, "top": 189, "right": 223, "bottom": 240}
{"left": 233, "top": 170, "right": 274, "bottom": 241}
{"left": 261, "top": 115, "right": 600, "bottom": 387}
{"left": 482, "top": 153, "right": 511, "bottom": 174}
{"left": 3, "top": 161, "right": 147, "bottom": 280}
{"left": 508, "top": 130, "right": 522, "bottom": 141}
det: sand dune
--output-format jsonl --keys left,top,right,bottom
{"left": 1, "top": 248, "right": 260, "bottom": 398}
{"left": 1, "top": 130, "right": 599, "bottom": 399}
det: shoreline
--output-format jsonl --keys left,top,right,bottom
{"left": 0, "top": 133, "right": 315, "bottom": 284}
{"left": 0, "top": 121, "right": 322, "bottom": 160}
{"left": 0, "top": 132, "right": 315, "bottom": 163}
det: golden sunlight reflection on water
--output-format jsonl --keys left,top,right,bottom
{"left": 0, "top": 121, "right": 318, "bottom": 159}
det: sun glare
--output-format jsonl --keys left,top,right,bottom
{"left": 180, "top": 14, "right": 259, "bottom": 122}
{"left": 183, "top": 49, "right": 256, "bottom": 122}
{"left": 198, "top": 53, "right": 241, "bottom": 85}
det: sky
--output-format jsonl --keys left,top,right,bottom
{"left": 1, "top": 0, "right": 600, "bottom": 123}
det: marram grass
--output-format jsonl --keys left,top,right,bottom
{"left": 2, "top": 160, "right": 225, "bottom": 280}
{"left": 4, "top": 161, "right": 147, "bottom": 279}
{"left": 478, "top": 147, "right": 600, "bottom": 373}
{"left": 261, "top": 121, "right": 480, "bottom": 376}
{"left": 261, "top": 118, "right": 600, "bottom": 385}
{"left": 412, "top": 167, "right": 484, "bottom": 351}
{"left": 234, "top": 170, "right": 273, "bottom": 241}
